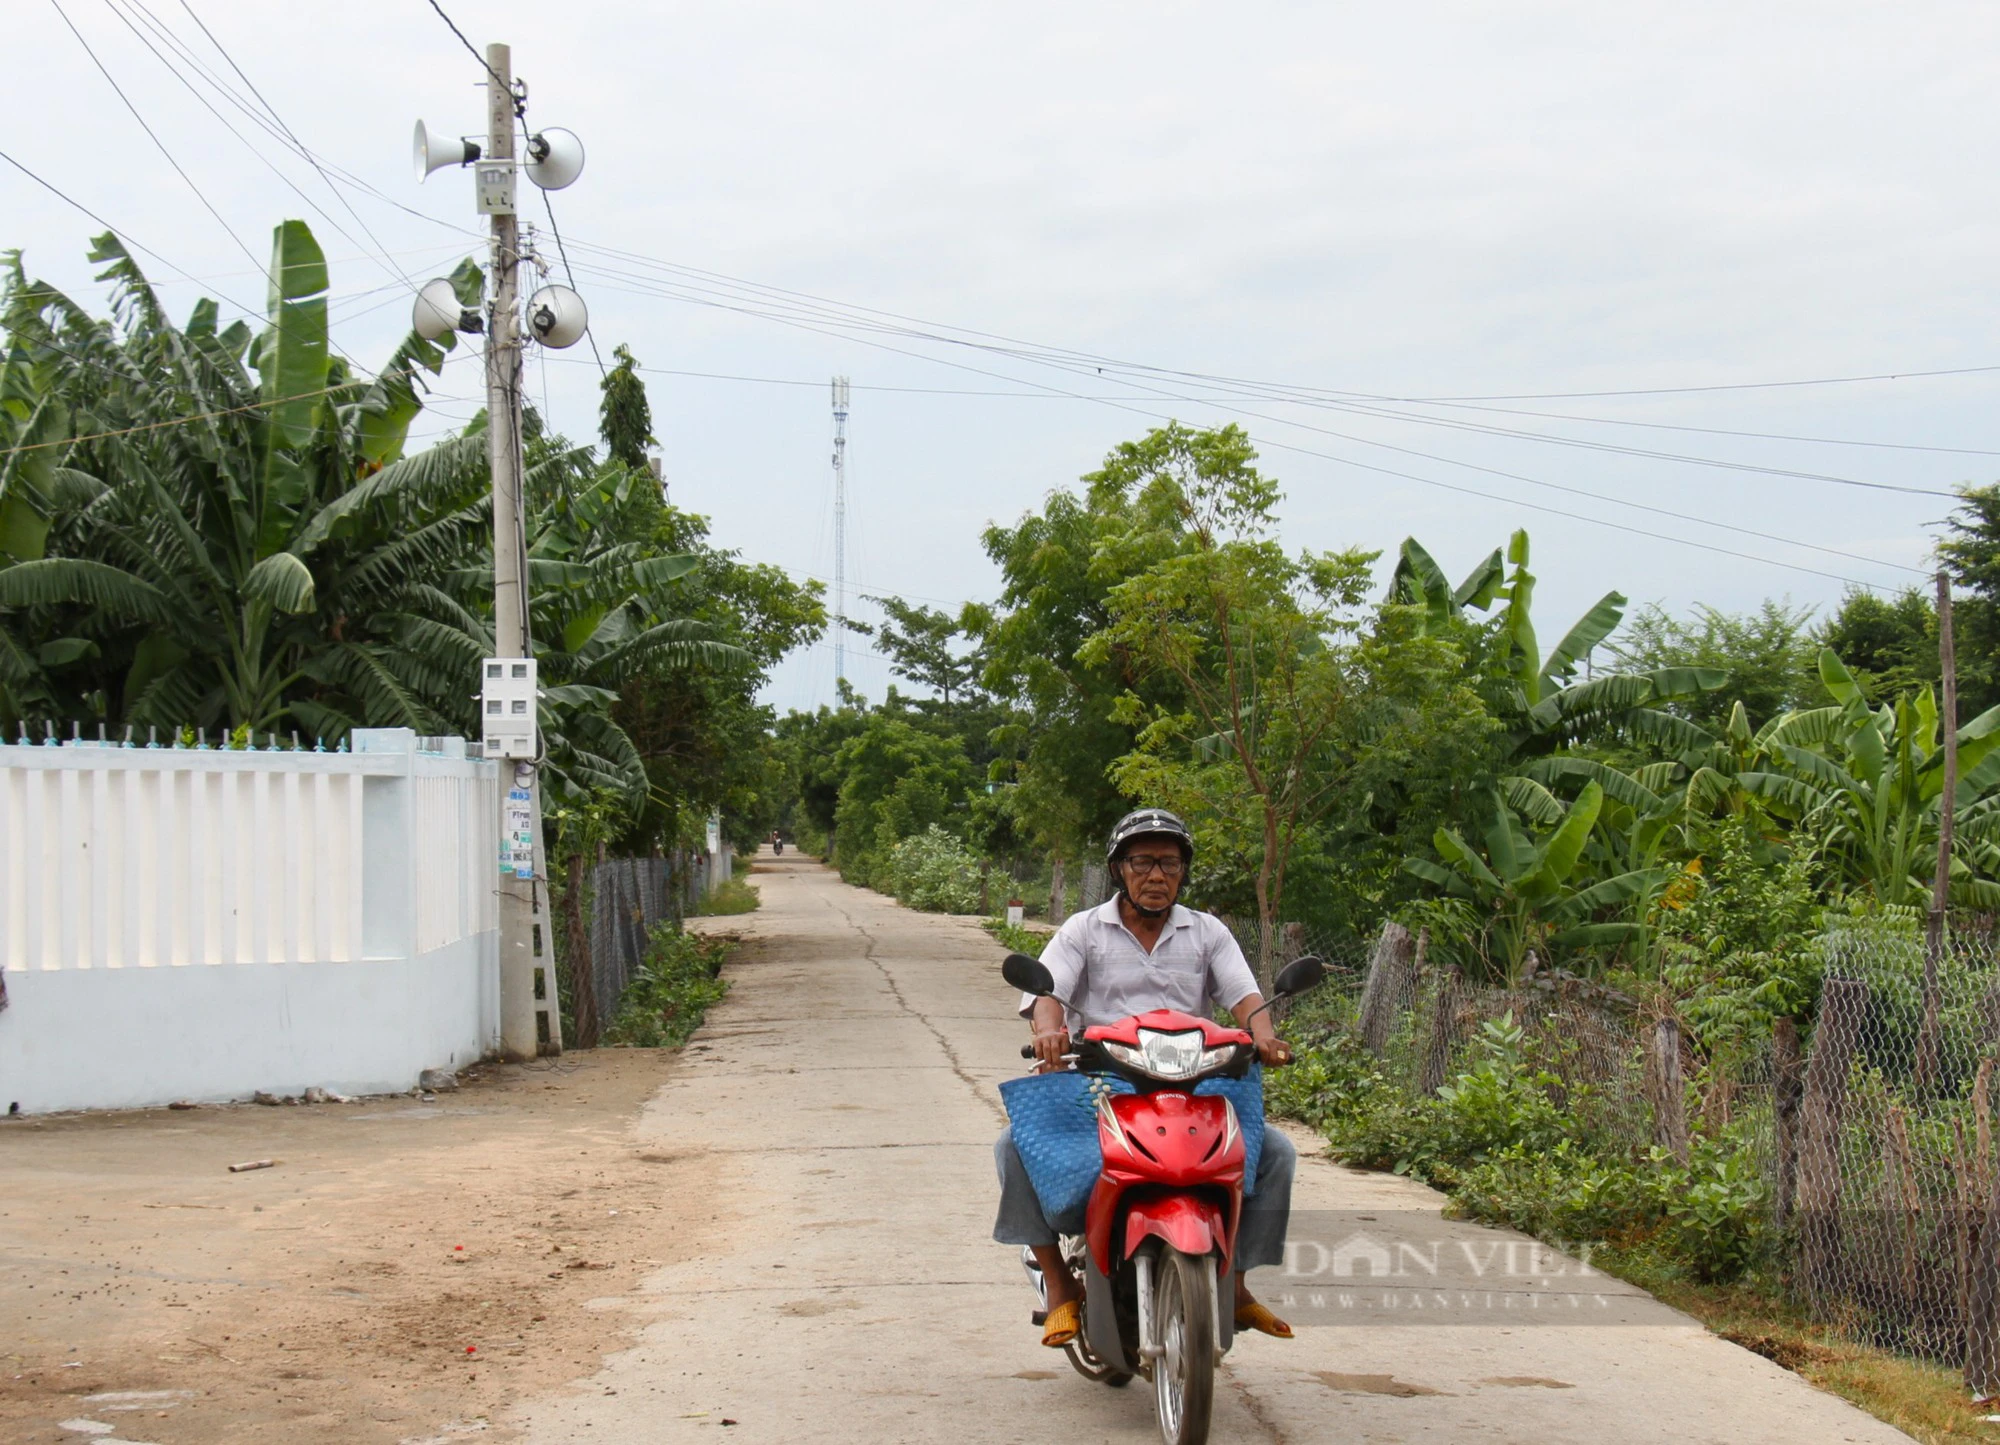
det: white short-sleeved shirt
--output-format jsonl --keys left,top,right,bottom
{"left": 1020, "top": 898, "right": 1261, "bottom": 1033}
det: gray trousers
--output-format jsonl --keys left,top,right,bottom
{"left": 993, "top": 1124, "right": 1296, "bottom": 1272}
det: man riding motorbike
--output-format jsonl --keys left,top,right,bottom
{"left": 993, "top": 808, "right": 1296, "bottom": 1348}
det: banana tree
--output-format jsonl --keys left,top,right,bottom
{"left": 1737, "top": 650, "right": 2000, "bottom": 906}
{"left": 514, "top": 439, "right": 747, "bottom": 809}
{"left": 1405, "top": 780, "right": 1663, "bottom": 983}
{"left": 0, "top": 223, "right": 488, "bottom": 737}
{"left": 1391, "top": 530, "right": 1728, "bottom": 764}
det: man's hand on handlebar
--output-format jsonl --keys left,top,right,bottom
{"left": 1031, "top": 1029, "right": 1073, "bottom": 1072}
{"left": 1029, "top": 995, "right": 1071, "bottom": 1072}
{"left": 1254, "top": 1036, "right": 1294, "bottom": 1068}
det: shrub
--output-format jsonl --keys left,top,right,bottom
{"left": 884, "top": 825, "right": 984, "bottom": 913}
{"left": 698, "top": 878, "right": 761, "bottom": 916}
{"left": 983, "top": 918, "right": 1052, "bottom": 957}
{"left": 1330, "top": 1014, "right": 1573, "bottom": 1185}
{"left": 1264, "top": 1030, "right": 1395, "bottom": 1133}
{"left": 603, "top": 925, "right": 731, "bottom": 1048}
{"left": 1450, "top": 1138, "right": 1657, "bottom": 1245}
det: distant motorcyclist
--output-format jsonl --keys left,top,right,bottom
{"left": 992, "top": 808, "right": 1297, "bottom": 1347}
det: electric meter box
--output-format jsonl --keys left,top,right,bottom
{"left": 481, "top": 657, "right": 538, "bottom": 758}
{"left": 475, "top": 161, "right": 516, "bottom": 215}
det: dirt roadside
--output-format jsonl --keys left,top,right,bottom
{"left": 0, "top": 1032, "right": 745, "bottom": 1444}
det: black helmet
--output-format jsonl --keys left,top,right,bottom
{"left": 1106, "top": 808, "right": 1195, "bottom": 867}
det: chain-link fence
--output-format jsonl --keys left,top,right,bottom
{"left": 555, "top": 852, "right": 712, "bottom": 1048}
{"left": 1786, "top": 930, "right": 2000, "bottom": 1381}
{"left": 1219, "top": 909, "right": 2000, "bottom": 1389}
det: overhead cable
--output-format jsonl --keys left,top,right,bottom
{"left": 559, "top": 262, "right": 1918, "bottom": 589}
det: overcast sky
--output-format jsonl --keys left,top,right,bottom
{"left": 10, "top": 1, "right": 1998, "bottom": 711}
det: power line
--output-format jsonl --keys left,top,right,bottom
{"left": 553, "top": 232, "right": 2000, "bottom": 428}
{"left": 1394, "top": 396, "right": 2000, "bottom": 459}
{"left": 555, "top": 261, "right": 1915, "bottom": 588}
{"left": 161, "top": 0, "right": 429, "bottom": 298}
{"left": 41, "top": 2, "right": 392, "bottom": 383}
{"left": 529, "top": 353, "right": 1999, "bottom": 461}
{"left": 533, "top": 171, "right": 605, "bottom": 376}
{"left": 420, "top": 0, "right": 516, "bottom": 107}
{"left": 109, "top": 84, "right": 1986, "bottom": 486}
{"left": 0, "top": 144, "right": 269, "bottom": 323}
{"left": 48, "top": 0, "right": 263, "bottom": 274}
{"left": 551, "top": 247, "right": 1958, "bottom": 500}
{"left": 1412, "top": 364, "right": 2000, "bottom": 403}
{"left": 97, "top": 0, "right": 398, "bottom": 287}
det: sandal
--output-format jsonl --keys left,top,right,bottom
{"left": 1042, "top": 1297, "right": 1081, "bottom": 1347}
{"left": 1234, "top": 1301, "right": 1294, "bottom": 1339}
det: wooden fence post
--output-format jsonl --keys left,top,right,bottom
{"left": 1649, "top": 1017, "right": 1691, "bottom": 1164}
{"left": 979, "top": 860, "right": 991, "bottom": 915}
{"left": 1772, "top": 1017, "right": 1802, "bottom": 1228}
{"left": 1920, "top": 569, "right": 1959, "bottom": 1097}
{"left": 1357, "top": 922, "right": 1415, "bottom": 1057}
{"left": 1048, "top": 855, "right": 1067, "bottom": 927}
{"left": 564, "top": 851, "right": 600, "bottom": 1048}
{"left": 1419, "top": 963, "right": 1464, "bottom": 1094}
{"left": 1969, "top": 1133, "right": 2000, "bottom": 1396}
{"left": 1797, "top": 977, "right": 1867, "bottom": 1307}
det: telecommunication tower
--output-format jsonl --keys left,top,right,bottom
{"left": 831, "top": 376, "right": 850, "bottom": 685}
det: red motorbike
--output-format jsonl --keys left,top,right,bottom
{"left": 1003, "top": 951, "right": 1323, "bottom": 1445}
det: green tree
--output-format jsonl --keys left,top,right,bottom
{"left": 1228, "top": 600, "right": 1501, "bottom": 951}
{"left": 977, "top": 438, "right": 1195, "bottom": 854}
{"left": 871, "top": 594, "right": 982, "bottom": 707}
{"left": 1085, "top": 424, "right": 1374, "bottom": 983}
{"left": 1609, "top": 599, "right": 1818, "bottom": 730}
{"left": 1815, "top": 586, "right": 1937, "bottom": 703}
{"left": 597, "top": 343, "right": 657, "bottom": 470}
{"left": 615, "top": 504, "right": 825, "bottom": 852}
{"left": 827, "top": 712, "right": 980, "bottom": 882}
{"left": 1941, "top": 484, "right": 2000, "bottom": 717}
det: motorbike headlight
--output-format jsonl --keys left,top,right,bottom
{"left": 1142, "top": 1028, "right": 1208, "bottom": 1080}
{"left": 1102, "top": 1030, "right": 1243, "bottom": 1080}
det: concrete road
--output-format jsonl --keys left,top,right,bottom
{"left": 514, "top": 855, "right": 1911, "bottom": 1444}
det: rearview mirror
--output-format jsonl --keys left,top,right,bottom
{"left": 1002, "top": 952, "right": 1056, "bottom": 997}
{"left": 1272, "top": 955, "right": 1325, "bottom": 999}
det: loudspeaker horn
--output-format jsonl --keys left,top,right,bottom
{"left": 525, "top": 285, "right": 588, "bottom": 349}
{"left": 413, "top": 120, "right": 480, "bottom": 182}
{"left": 413, "top": 278, "right": 467, "bottom": 341}
{"left": 525, "top": 128, "right": 585, "bottom": 191}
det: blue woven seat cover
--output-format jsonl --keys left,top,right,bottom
{"left": 998, "top": 1065, "right": 1265, "bottom": 1224}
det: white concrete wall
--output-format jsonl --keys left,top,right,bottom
{"left": 0, "top": 729, "right": 500, "bottom": 1113}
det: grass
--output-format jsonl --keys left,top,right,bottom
{"left": 602, "top": 925, "right": 733, "bottom": 1048}
{"left": 696, "top": 877, "right": 761, "bottom": 916}
{"left": 983, "top": 917, "right": 1051, "bottom": 957}
{"left": 1628, "top": 1275, "right": 1999, "bottom": 1444}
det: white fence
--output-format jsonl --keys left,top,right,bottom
{"left": 0, "top": 728, "right": 500, "bottom": 1113}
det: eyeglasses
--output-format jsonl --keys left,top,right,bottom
{"left": 1121, "top": 854, "right": 1185, "bottom": 878}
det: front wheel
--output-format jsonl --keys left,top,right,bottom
{"left": 1152, "top": 1247, "right": 1216, "bottom": 1445}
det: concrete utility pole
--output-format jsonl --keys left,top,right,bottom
{"left": 485, "top": 43, "right": 545, "bottom": 1062}
{"left": 831, "top": 376, "right": 850, "bottom": 688}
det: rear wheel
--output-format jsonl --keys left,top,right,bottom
{"left": 1152, "top": 1247, "right": 1216, "bottom": 1445}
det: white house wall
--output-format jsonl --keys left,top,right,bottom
{"left": 0, "top": 729, "right": 501, "bottom": 1113}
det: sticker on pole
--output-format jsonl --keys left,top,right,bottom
{"left": 504, "top": 789, "right": 536, "bottom": 878}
